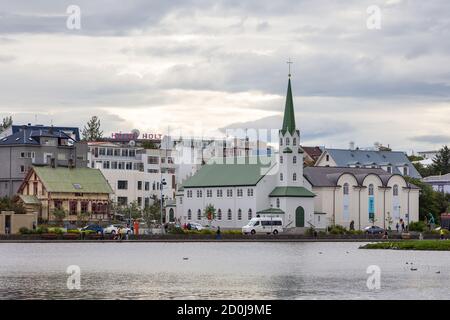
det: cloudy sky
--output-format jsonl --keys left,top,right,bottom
{"left": 0, "top": 0, "right": 449, "bottom": 152}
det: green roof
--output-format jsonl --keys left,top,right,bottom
{"left": 269, "top": 186, "right": 315, "bottom": 197}
{"left": 281, "top": 78, "right": 296, "bottom": 135}
{"left": 257, "top": 208, "right": 285, "bottom": 214}
{"left": 183, "top": 159, "right": 275, "bottom": 188}
{"left": 19, "top": 194, "right": 41, "bottom": 205}
{"left": 283, "top": 147, "right": 293, "bottom": 153}
{"left": 33, "top": 166, "right": 113, "bottom": 194}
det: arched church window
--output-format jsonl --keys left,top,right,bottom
{"left": 276, "top": 198, "right": 280, "bottom": 208}
{"left": 280, "top": 156, "right": 283, "bottom": 164}
{"left": 187, "top": 209, "right": 192, "bottom": 220}
{"left": 293, "top": 156, "right": 297, "bottom": 164}
{"left": 286, "top": 137, "right": 290, "bottom": 145}
{"left": 293, "top": 173, "right": 297, "bottom": 181}
{"left": 343, "top": 183, "right": 349, "bottom": 195}
{"left": 393, "top": 184, "right": 399, "bottom": 196}
{"left": 293, "top": 137, "right": 297, "bottom": 146}
{"left": 217, "top": 209, "right": 222, "bottom": 220}
{"left": 280, "top": 173, "right": 283, "bottom": 181}
{"left": 368, "top": 184, "right": 374, "bottom": 196}
{"left": 248, "top": 209, "right": 252, "bottom": 220}
{"left": 279, "top": 138, "right": 283, "bottom": 146}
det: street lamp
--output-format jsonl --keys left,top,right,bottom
{"left": 160, "top": 177, "right": 167, "bottom": 234}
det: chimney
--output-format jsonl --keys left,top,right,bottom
{"left": 349, "top": 141, "right": 355, "bottom": 150}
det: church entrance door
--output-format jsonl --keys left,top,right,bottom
{"left": 295, "top": 206, "right": 305, "bottom": 227}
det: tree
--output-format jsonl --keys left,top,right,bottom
{"left": 431, "top": 145, "right": 450, "bottom": 175}
{"left": 78, "top": 211, "right": 91, "bottom": 226}
{"left": 82, "top": 116, "right": 103, "bottom": 141}
{"left": 141, "top": 140, "right": 157, "bottom": 149}
{"left": 142, "top": 196, "right": 161, "bottom": 229}
{"left": 204, "top": 204, "right": 216, "bottom": 222}
{"left": 52, "top": 208, "right": 67, "bottom": 226}
{"left": 0, "top": 116, "right": 12, "bottom": 133}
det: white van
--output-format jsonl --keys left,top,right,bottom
{"left": 242, "top": 217, "right": 284, "bottom": 235}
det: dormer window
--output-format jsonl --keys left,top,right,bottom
{"left": 403, "top": 166, "right": 408, "bottom": 176}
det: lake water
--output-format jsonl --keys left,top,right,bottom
{"left": 0, "top": 242, "right": 449, "bottom": 300}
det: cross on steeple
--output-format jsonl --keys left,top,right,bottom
{"left": 287, "top": 58, "right": 293, "bottom": 77}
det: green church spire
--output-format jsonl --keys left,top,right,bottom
{"left": 281, "top": 77, "right": 296, "bottom": 135}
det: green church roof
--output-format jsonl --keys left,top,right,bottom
{"left": 257, "top": 208, "right": 285, "bottom": 214}
{"left": 269, "top": 186, "right": 315, "bottom": 198}
{"left": 281, "top": 78, "right": 296, "bottom": 135}
{"left": 183, "top": 159, "right": 275, "bottom": 188}
{"left": 33, "top": 166, "right": 113, "bottom": 194}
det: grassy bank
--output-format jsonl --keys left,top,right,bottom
{"left": 360, "top": 240, "right": 450, "bottom": 251}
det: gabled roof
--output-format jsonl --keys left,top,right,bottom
{"left": 320, "top": 148, "right": 421, "bottom": 178}
{"left": 269, "top": 186, "right": 316, "bottom": 197}
{"left": 423, "top": 173, "right": 450, "bottom": 182}
{"left": 301, "top": 146, "right": 323, "bottom": 161}
{"left": 18, "top": 194, "right": 41, "bottom": 205}
{"left": 257, "top": 208, "right": 285, "bottom": 214}
{"left": 303, "top": 166, "right": 419, "bottom": 189}
{"left": 27, "top": 166, "right": 113, "bottom": 194}
{"left": 0, "top": 128, "right": 74, "bottom": 146}
{"left": 183, "top": 157, "right": 275, "bottom": 188}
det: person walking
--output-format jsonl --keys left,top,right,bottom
{"left": 349, "top": 220, "right": 355, "bottom": 231}
{"left": 396, "top": 222, "right": 399, "bottom": 233}
{"left": 440, "top": 228, "right": 445, "bottom": 240}
{"left": 216, "top": 226, "right": 221, "bottom": 240}
{"left": 401, "top": 221, "right": 405, "bottom": 232}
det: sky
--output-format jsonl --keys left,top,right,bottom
{"left": 0, "top": 0, "right": 449, "bottom": 153}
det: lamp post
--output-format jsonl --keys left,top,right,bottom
{"left": 160, "top": 175, "right": 167, "bottom": 234}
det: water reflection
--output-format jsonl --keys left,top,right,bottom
{"left": 0, "top": 242, "right": 449, "bottom": 299}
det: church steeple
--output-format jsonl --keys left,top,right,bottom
{"left": 281, "top": 77, "right": 296, "bottom": 135}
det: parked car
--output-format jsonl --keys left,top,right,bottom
{"left": 188, "top": 222, "right": 204, "bottom": 231}
{"left": 103, "top": 224, "right": 122, "bottom": 234}
{"left": 242, "top": 217, "right": 284, "bottom": 235}
{"left": 81, "top": 224, "right": 103, "bottom": 234}
{"left": 364, "top": 225, "right": 385, "bottom": 234}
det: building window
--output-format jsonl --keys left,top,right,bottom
{"left": 117, "top": 197, "right": 128, "bottom": 206}
{"left": 293, "top": 137, "right": 297, "bottom": 146}
{"left": 293, "top": 156, "right": 297, "bottom": 164}
{"left": 217, "top": 209, "right": 222, "bottom": 220}
{"left": 248, "top": 209, "right": 252, "bottom": 220}
{"left": 126, "top": 162, "right": 132, "bottom": 170}
{"left": 137, "top": 181, "right": 142, "bottom": 190}
{"left": 280, "top": 173, "right": 283, "bottom": 181}
{"left": 368, "top": 184, "right": 374, "bottom": 196}
{"left": 187, "top": 209, "right": 192, "bottom": 220}
{"left": 20, "top": 165, "right": 26, "bottom": 173}
{"left": 81, "top": 201, "right": 88, "bottom": 213}
{"left": 129, "top": 149, "right": 135, "bottom": 157}
{"left": 197, "top": 209, "right": 202, "bottom": 220}
{"left": 387, "top": 166, "right": 392, "bottom": 173}
{"left": 227, "top": 189, "right": 233, "bottom": 197}
{"left": 403, "top": 166, "right": 408, "bottom": 176}
{"left": 114, "top": 149, "right": 120, "bottom": 157}
{"left": 111, "top": 161, "right": 118, "bottom": 169}
{"left": 326, "top": 154, "right": 329, "bottom": 162}
{"left": 227, "top": 209, "right": 232, "bottom": 220}
{"left": 148, "top": 156, "right": 159, "bottom": 164}
{"left": 280, "top": 156, "right": 283, "bottom": 164}
{"left": 343, "top": 183, "right": 349, "bottom": 195}
{"left": 293, "top": 173, "right": 297, "bottom": 181}
{"left": 144, "top": 197, "right": 150, "bottom": 208}
{"left": 237, "top": 189, "right": 243, "bottom": 197}
{"left": 238, "top": 209, "right": 242, "bottom": 220}
{"left": 121, "top": 149, "right": 129, "bottom": 157}
{"left": 217, "top": 189, "right": 223, "bottom": 197}
{"left": 99, "top": 148, "right": 106, "bottom": 156}
{"left": 145, "top": 182, "right": 150, "bottom": 191}
{"left": 286, "top": 138, "right": 290, "bottom": 145}
{"left": 106, "top": 148, "right": 113, "bottom": 156}
{"left": 393, "top": 184, "right": 399, "bottom": 196}
{"left": 247, "top": 188, "right": 253, "bottom": 197}
{"left": 54, "top": 200, "right": 63, "bottom": 210}
{"left": 197, "top": 190, "right": 202, "bottom": 198}
{"left": 279, "top": 138, "right": 283, "bottom": 146}
{"left": 137, "top": 197, "right": 142, "bottom": 207}
{"left": 118, "top": 162, "right": 125, "bottom": 170}
{"left": 207, "top": 189, "right": 212, "bottom": 197}
{"left": 69, "top": 201, "right": 77, "bottom": 215}
{"left": 103, "top": 161, "right": 110, "bottom": 169}
{"left": 276, "top": 198, "right": 280, "bottom": 208}
{"left": 187, "top": 190, "right": 193, "bottom": 198}
{"left": 118, "top": 180, "right": 128, "bottom": 190}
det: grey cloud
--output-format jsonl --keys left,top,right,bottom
{"left": 410, "top": 135, "right": 450, "bottom": 144}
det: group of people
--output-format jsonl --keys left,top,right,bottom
{"left": 395, "top": 219, "right": 407, "bottom": 233}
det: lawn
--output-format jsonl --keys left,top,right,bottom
{"left": 360, "top": 240, "right": 450, "bottom": 251}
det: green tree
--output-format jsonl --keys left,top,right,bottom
{"left": 82, "top": 116, "right": 103, "bottom": 141}
{"left": 78, "top": 211, "right": 91, "bottom": 226}
{"left": 142, "top": 196, "right": 161, "bottom": 229}
{"left": 0, "top": 116, "right": 12, "bottom": 133}
{"left": 431, "top": 145, "right": 450, "bottom": 175}
{"left": 52, "top": 208, "right": 67, "bottom": 226}
{"left": 141, "top": 140, "right": 157, "bottom": 149}
{"left": 204, "top": 204, "right": 216, "bottom": 221}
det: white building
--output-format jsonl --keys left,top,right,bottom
{"left": 171, "top": 76, "right": 420, "bottom": 231}
{"left": 423, "top": 173, "right": 450, "bottom": 194}
{"left": 87, "top": 142, "right": 176, "bottom": 208}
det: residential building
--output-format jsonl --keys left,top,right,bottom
{"left": 0, "top": 124, "right": 88, "bottom": 198}
{"left": 87, "top": 141, "right": 176, "bottom": 208}
{"left": 423, "top": 173, "right": 450, "bottom": 194}
{"left": 17, "top": 166, "right": 113, "bottom": 222}
{"left": 315, "top": 148, "right": 421, "bottom": 178}
{"left": 417, "top": 150, "right": 438, "bottom": 160}
{"left": 301, "top": 146, "right": 323, "bottom": 166}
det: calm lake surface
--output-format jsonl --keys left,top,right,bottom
{"left": 0, "top": 242, "right": 449, "bottom": 300}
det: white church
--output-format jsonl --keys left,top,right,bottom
{"left": 171, "top": 75, "right": 419, "bottom": 231}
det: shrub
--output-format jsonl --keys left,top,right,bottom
{"left": 409, "top": 221, "right": 427, "bottom": 232}
{"left": 328, "top": 225, "right": 347, "bottom": 235}
{"left": 223, "top": 230, "right": 242, "bottom": 235}
{"left": 19, "top": 227, "right": 30, "bottom": 234}
{"left": 36, "top": 226, "right": 48, "bottom": 234}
